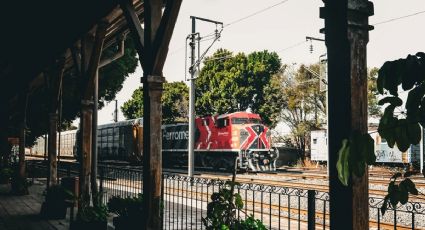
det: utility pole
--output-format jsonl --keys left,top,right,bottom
{"left": 114, "top": 99, "right": 118, "bottom": 122}
{"left": 188, "top": 16, "right": 222, "bottom": 177}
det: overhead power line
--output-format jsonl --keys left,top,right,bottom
{"left": 224, "top": 0, "right": 290, "bottom": 28}
{"left": 277, "top": 40, "right": 308, "bottom": 53}
{"left": 373, "top": 9, "right": 425, "bottom": 26}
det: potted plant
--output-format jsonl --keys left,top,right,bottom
{"left": 10, "top": 167, "right": 29, "bottom": 195}
{"left": 71, "top": 204, "right": 108, "bottom": 230}
{"left": 0, "top": 168, "right": 12, "bottom": 184}
{"left": 107, "top": 194, "right": 143, "bottom": 230}
{"left": 40, "top": 184, "right": 74, "bottom": 219}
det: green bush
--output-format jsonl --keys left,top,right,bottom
{"left": 0, "top": 168, "right": 12, "bottom": 183}
{"left": 107, "top": 193, "right": 143, "bottom": 218}
{"left": 202, "top": 181, "right": 267, "bottom": 230}
{"left": 77, "top": 205, "right": 108, "bottom": 222}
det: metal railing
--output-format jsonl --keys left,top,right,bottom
{"left": 26, "top": 161, "right": 425, "bottom": 230}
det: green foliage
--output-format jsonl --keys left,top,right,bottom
{"left": 202, "top": 181, "right": 266, "bottom": 230}
{"left": 107, "top": 194, "right": 143, "bottom": 218}
{"left": 77, "top": 205, "right": 109, "bottom": 222}
{"left": 10, "top": 164, "right": 29, "bottom": 195}
{"left": 381, "top": 173, "right": 418, "bottom": 215}
{"left": 377, "top": 53, "right": 425, "bottom": 153}
{"left": 121, "top": 81, "right": 189, "bottom": 124}
{"left": 368, "top": 68, "right": 383, "bottom": 117}
{"left": 196, "top": 49, "right": 284, "bottom": 128}
{"left": 376, "top": 52, "right": 425, "bottom": 215}
{"left": 99, "top": 37, "right": 138, "bottom": 105}
{"left": 235, "top": 216, "right": 267, "bottom": 230}
{"left": 337, "top": 139, "right": 350, "bottom": 186}
{"left": 336, "top": 132, "right": 375, "bottom": 186}
{"left": 0, "top": 168, "right": 12, "bottom": 183}
{"left": 281, "top": 63, "right": 326, "bottom": 158}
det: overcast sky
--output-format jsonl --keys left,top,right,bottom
{"left": 97, "top": 0, "right": 425, "bottom": 128}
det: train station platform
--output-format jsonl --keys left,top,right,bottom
{"left": 0, "top": 180, "right": 69, "bottom": 230}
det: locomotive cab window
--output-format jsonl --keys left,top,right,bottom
{"left": 231, "top": 118, "right": 248, "bottom": 124}
{"left": 216, "top": 118, "right": 229, "bottom": 128}
{"left": 249, "top": 118, "right": 261, "bottom": 124}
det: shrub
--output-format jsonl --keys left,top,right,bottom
{"left": 202, "top": 181, "right": 267, "bottom": 230}
{"left": 107, "top": 193, "right": 143, "bottom": 218}
{"left": 77, "top": 205, "right": 108, "bottom": 222}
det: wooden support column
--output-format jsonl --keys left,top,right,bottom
{"left": 91, "top": 70, "right": 99, "bottom": 207}
{"left": 348, "top": 2, "right": 374, "bottom": 229}
{"left": 80, "top": 100, "right": 93, "bottom": 205}
{"left": 0, "top": 101, "right": 8, "bottom": 169}
{"left": 78, "top": 22, "right": 107, "bottom": 208}
{"left": 142, "top": 75, "right": 164, "bottom": 229}
{"left": 121, "top": 0, "right": 182, "bottom": 228}
{"left": 47, "top": 113, "right": 58, "bottom": 186}
{"left": 18, "top": 122, "right": 26, "bottom": 178}
{"left": 321, "top": 0, "right": 373, "bottom": 229}
{"left": 46, "top": 57, "right": 65, "bottom": 188}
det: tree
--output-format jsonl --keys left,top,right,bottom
{"left": 280, "top": 63, "right": 326, "bottom": 160}
{"left": 121, "top": 81, "right": 189, "bottom": 124}
{"left": 368, "top": 67, "right": 382, "bottom": 117}
{"left": 195, "top": 49, "right": 284, "bottom": 128}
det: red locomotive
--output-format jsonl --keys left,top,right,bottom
{"left": 162, "top": 111, "right": 278, "bottom": 171}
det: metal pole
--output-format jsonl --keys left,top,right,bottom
{"left": 307, "top": 190, "right": 316, "bottom": 230}
{"left": 188, "top": 17, "right": 196, "bottom": 177}
{"left": 114, "top": 99, "right": 118, "bottom": 122}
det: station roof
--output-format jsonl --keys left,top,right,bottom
{"left": 0, "top": 0, "right": 144, "bottom": 103}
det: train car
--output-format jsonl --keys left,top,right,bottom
{"left": 96, "top": 119, "right": 143, "bottom": 163}
{"left": 30, "top": 119, "right": 143, "bottom": 163}
{"left": 310, "top": 129, "right": 422, "bottom": 167}
{"left": 163, "top": 112, "right": 278, "bottom": 171}
{"left": 31, "top": 130, "right": 78, "bottom": 159}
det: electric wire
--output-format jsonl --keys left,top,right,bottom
{"left": 224, "top": 0, "right": 290, "bottom": 28}
{"left": 372, "top": 9, "right": 425, "bottom": 26}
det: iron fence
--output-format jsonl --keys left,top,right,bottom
{"left": 26, "top": 161, "right": 425, "bottom": 230}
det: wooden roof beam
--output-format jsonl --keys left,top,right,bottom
{"left": 152, "top": 0, "right": 182, "bottom": 74}
{"left": 120, "top": 0, "right": 146, "bottom": 71}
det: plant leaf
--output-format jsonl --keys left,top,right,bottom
{"left": 394, "top": 119, "right": 410, "bottom": 152}
{"left": 378, "top": 96, "right": 403, "bottom": 106}
{"left": 381, "top": 195, "right": 389, "bottom": 215}
{"left": 337, "top": 139, "right": 350, "bottom": 186}
{"left": 407, "top": 122, "right": 421, "bottom": 145}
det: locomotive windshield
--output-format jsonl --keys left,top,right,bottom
{"left": 231, "top": 118, "right": 261, "bottom": 124}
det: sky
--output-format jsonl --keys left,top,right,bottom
{"left": 97, "top": 0, "right": 425, "bottom": 135}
